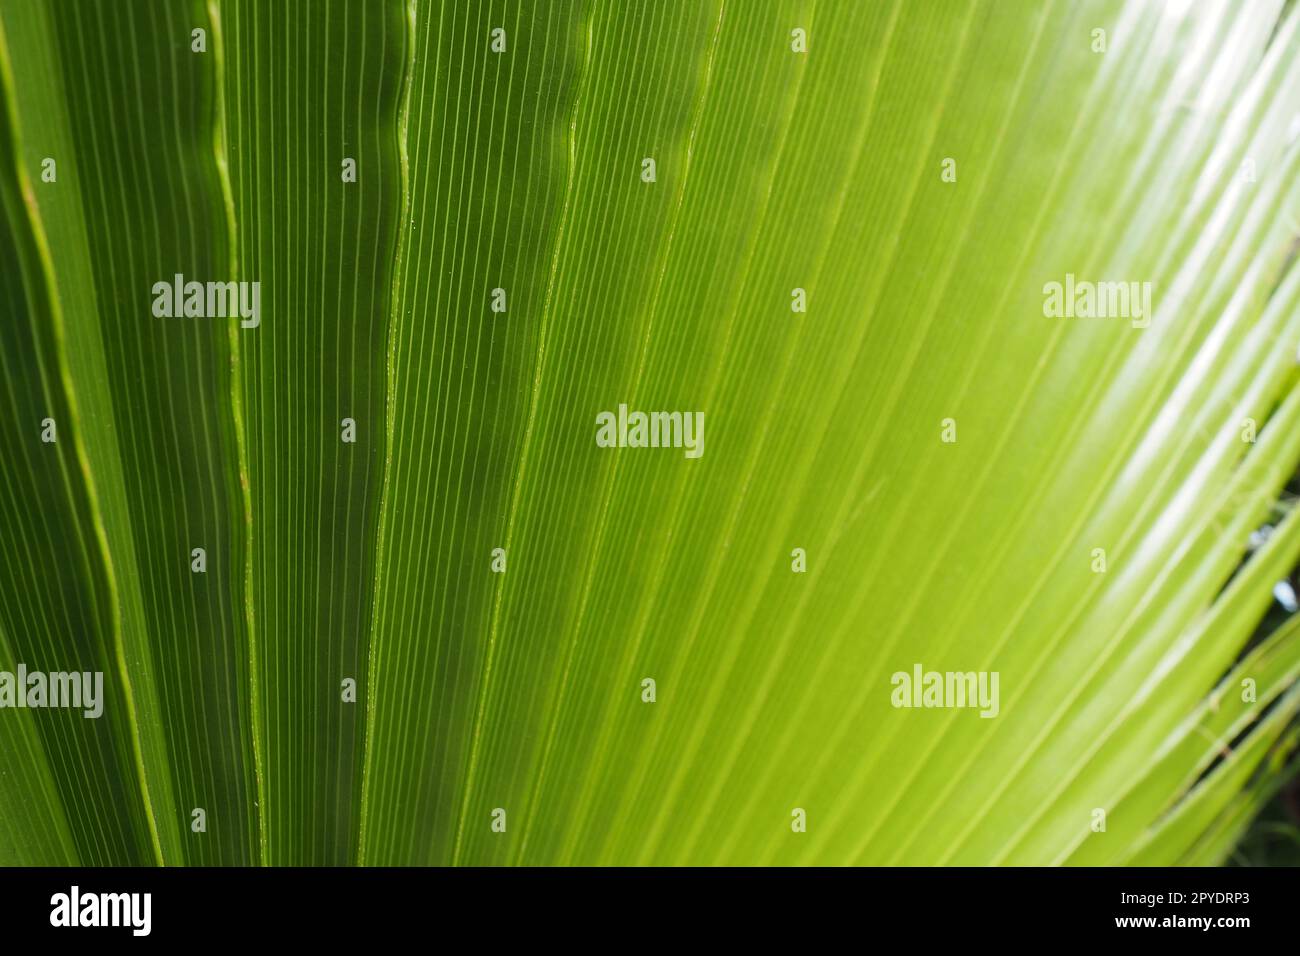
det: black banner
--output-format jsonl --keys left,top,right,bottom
{"left": 0, "top": 866, "right": 1287, "bottom": 943}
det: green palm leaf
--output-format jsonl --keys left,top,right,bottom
{"left": 1, "top": 0, "right": 1298, "bottom": 867}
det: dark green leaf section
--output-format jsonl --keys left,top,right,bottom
{"left": 0, "top": 9, "right": 156, "bottom": 865}
{"left": 1, "top": 0, "right": 260, "bottom": 864}
{"left": 360, "top": 0, "right": 586, "bottom": 865}
{"left": 221, "top": 0, "right": 407, "bottom": 864}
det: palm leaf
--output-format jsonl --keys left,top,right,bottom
{"left": 1, "top": 0, "right": 1298, "bottom": 867}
